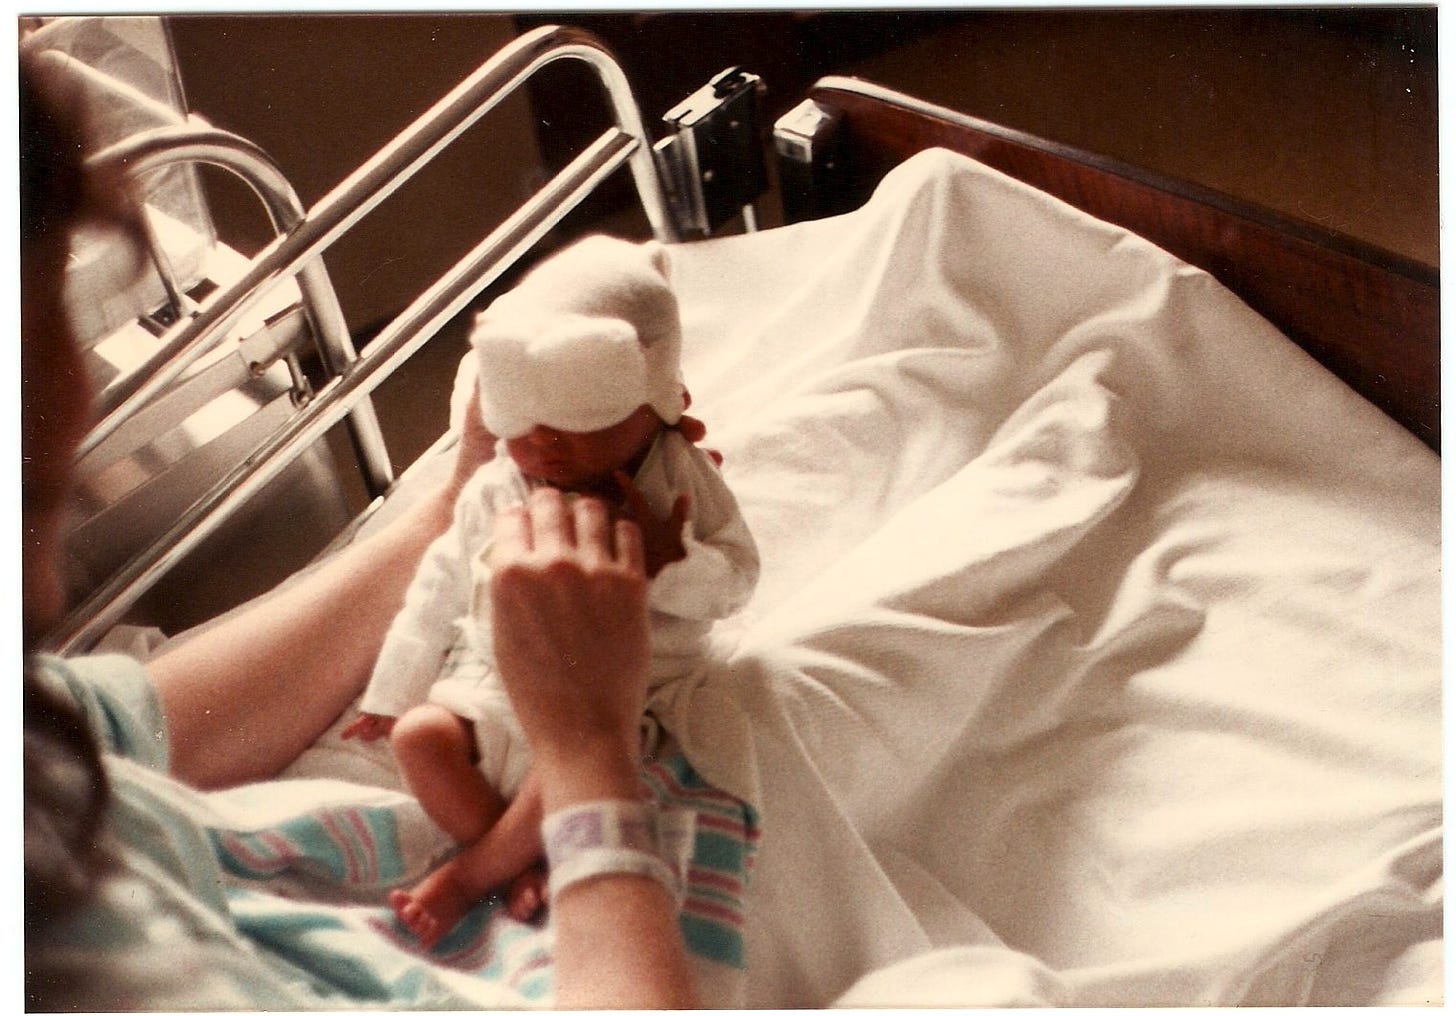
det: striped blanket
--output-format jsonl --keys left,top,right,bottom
{"left": 207, "top": 752, "right": 758, "bottom": 1008}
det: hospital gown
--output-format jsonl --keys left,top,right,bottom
{"left": 26, "top": 650, "right": 762, "bottom": 1008}
{"left": 25, "top": 653, "right": 480, "bottom": 1010}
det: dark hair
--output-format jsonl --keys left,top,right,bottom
{"left": 20, "top": 49, "right": 123, "bottom": 1005}
{"left": 20, "top": 67, "right": 85, "bottom": 247}
{"left": 20, "top": 48, "right": 138, "bottom": 248}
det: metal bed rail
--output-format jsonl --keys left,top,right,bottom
{"left": 44, "top": 24, "right": 675, "bottom": 653}
{"left": 85, "top": 122, "right": 395, "bottom": 497}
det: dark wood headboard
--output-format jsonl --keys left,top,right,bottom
{"left": 783, "top": 77, "right": 1439, "bottom": 451}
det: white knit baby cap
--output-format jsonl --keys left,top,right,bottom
{"left": 471, "top": 235, "right": 685, "bottom": 439}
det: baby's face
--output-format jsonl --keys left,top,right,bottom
{"left": 505, "top": 404, "right": 662, "bottom": 492}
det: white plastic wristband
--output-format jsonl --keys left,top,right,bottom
{"left": 542, "top": 799, "right": 696, "bottom": 905}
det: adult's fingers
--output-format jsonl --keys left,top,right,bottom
{"left": 488, "top": 504, "right": 531, "bottom": 570}
{"left": 614, "top": 517, "right": 645, "bottom": 575}
{"left": 528, "top": 486, "right": 573, "bottom": 555}
{"left": 573, "top": 496, "right": 613, "bottom": 569}
{"left": 448, "top": 351, "right": 480, "bottom": 430}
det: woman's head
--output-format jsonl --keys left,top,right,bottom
{"left": 20, "top": 51, "right": 147, "bottom": 989}
{"left": 19, "top": 52, "right": 143, "bottom": 645}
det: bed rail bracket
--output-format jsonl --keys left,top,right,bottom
{"left": 773, "top": 98, "right": 849, "bottom": 224}
{"left": 655, "top": 67, "right": 769, "bottom": 238}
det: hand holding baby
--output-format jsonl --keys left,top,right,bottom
{"left": 489, "top": 488, "right": 652, "bottom": 789}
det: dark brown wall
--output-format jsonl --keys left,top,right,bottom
{"left": 834, "top": 8, "right": 1438, "bottom": 266}
{"left": 165, "top": 8, "right": 1437, "bottom": 334}
{"left": 168, "top": 14, "right": 539, "bottom": 334}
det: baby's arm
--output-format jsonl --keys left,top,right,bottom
{"left": 650, "top": 513, "right": 758, "bottom": 619}
{"left": 354, "top": 465, "right": 503, "bottom": 725}
{"left": 644, "top": 441, "right": 760, "bottom": 621}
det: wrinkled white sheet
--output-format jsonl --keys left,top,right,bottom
{"left": 645, "top": 148, "right": 1442, "bottom": 1007}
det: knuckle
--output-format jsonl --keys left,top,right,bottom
{"left": 605, "top": 567, "right": 647, "bottom": 599}
{"left": 575, "top": 497, "right": 608, "bottom": 522}
{"left": 490, "top": 560, "right": 534, "bottom": 595}
{"left": 542, "top": 558, "right": 582, "bottom": 584}
{"left": 529, "top": 486, "right": 563, "bottom": 508}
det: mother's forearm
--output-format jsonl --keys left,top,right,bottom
{"left": 150, "top": 480, "right": 457, "bottom": 789}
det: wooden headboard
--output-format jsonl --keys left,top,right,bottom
{"left": 780, "top": 77, "right": 1439, "bottom": 451}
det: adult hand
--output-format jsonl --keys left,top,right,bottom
{"left": 448, "top": 356, "right": 496, "bottom": 495}
{"left": 485, "top": 488, "right": 698, "bottom": 1009}
{"left": 486, "top": 488, "right": 651, "bottom": 806}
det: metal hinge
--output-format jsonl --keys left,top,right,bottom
{"left": 654, "top": 67, "right": 770, "bottom": 239}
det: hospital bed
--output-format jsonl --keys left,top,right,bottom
{"left": 33, "top": 17, "right": 1440, "bottom": 1008}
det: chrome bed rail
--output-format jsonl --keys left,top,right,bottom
{"left": 45, "top": 24, "right": 675, "bottom": 654}
{"left": 85, "top": 122, "right": 395, "bottom": 498}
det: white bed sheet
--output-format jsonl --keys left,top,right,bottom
{"left": 288, "top": 147, "right": 1441, "bottom": 1007}
{"left": 641, "top": 148, "right": 1443, "bottom": 1007}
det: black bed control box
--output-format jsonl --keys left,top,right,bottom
{"left": 773, "top": 98, "right": 848, "bottom": 224}
{"left": 655, "top": 67, "right": 769, "bottom": 238}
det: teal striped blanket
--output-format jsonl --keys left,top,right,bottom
{"left": 207, "top": 752, "right": 758, "bottom": 1007}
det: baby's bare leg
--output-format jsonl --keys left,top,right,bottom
{"left": 389, "top": 768, "right": 547, "bottom": 948}
{"left": 447, "top": 766, "right": 546, "bottom": 911}
{"left": 390, "top": 703, "right": 505, "bottom": 844}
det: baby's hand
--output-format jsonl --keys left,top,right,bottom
{"left": 342, "top": 713, "right": 397, "bottom": 742}
{"left": 676, "top": 408, "right": 722, "bottom": 466}
{"left": 613, "top": 472, "right": 690, "bottom": 579}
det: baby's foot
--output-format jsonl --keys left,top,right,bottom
{"left": 505, "top": 863, "right": 549, "bottom": 922}
{"left": 390, "top": 862, "right": 478, "bottom": 950}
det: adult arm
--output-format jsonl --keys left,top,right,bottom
{"left": 542, "top": 751, "right": 700, "bottom": 1009}
{"left": 488, "top": 489, "right": 699, "bottom": 1009}
{"left": 149, "top": 389, "right": 496, "bottom": 790}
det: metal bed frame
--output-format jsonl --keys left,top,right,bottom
{"left": 42, "top": 24, "right": 677, "bottom": 653}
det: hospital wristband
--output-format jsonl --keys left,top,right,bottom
{"left": 542, "top": 799, "right": 696, "bottom": 905}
